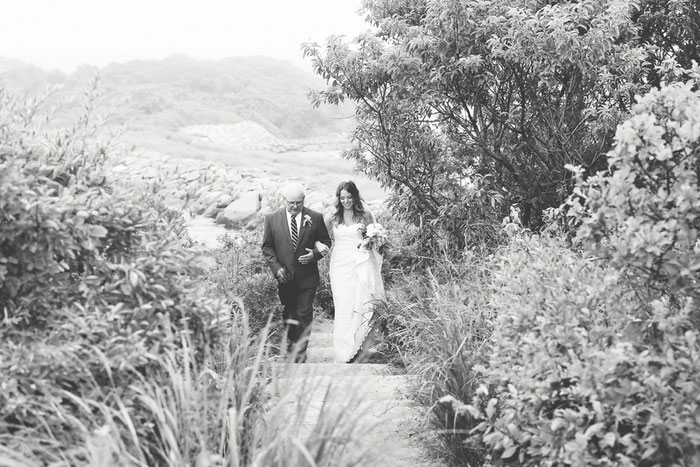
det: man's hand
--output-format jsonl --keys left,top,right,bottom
{"left": 276, "top": 267, "right": 291, "bottom": 284}
{"left": 298, "top": 248, "right": 315, "bottom": 265}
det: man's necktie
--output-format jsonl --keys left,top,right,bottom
{"left": 291, "top": 215, "right": 298, "bottom": 249}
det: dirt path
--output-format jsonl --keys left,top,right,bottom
{"left": 274, "top": 316, "right": 442, "bottom": 466}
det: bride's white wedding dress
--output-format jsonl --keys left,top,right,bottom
{"left": 329, "top": 223, "right": 385, "bottom": 363}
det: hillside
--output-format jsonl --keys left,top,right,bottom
{"left": 0, "top": 55, "right": 356, "bottom": 140}
{"left": 0, "top": 54, "right": 386, "bottom": 217}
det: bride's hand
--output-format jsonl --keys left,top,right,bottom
{"left": 315, "top": 241, "right": 330, "bottom": 256}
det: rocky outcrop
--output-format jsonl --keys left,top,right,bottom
{"left": 107, "top": 148, "right": 346, "bottom": 237}
{"left": 215, "top": 191, "right": 261, "bottom": 228}
{"left": 181, "top": 122, "right": 300, "bottom": 153}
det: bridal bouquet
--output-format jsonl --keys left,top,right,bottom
{"left": 358, "top": 223, "right": 389, "bottom": 254}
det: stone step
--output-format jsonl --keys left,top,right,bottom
{"left": 308, "top": 331, "right": 333, "bottom": 347}
{"left": 268, "top": 317, "right": 442, "bottom": 467}
{"left": 274, "top": 373, "right": 415, "bottom": 402}
{"left": 306, "top": 345, "right": 335, "bottom": 363}
{"left": 310, "top": 319, "right": 334, "bottom": 334}
{"left": 271, "top": 373, "right": 440, "bottom": 467}
{"left": 270, "top": 362, "right": 400, "bottom": 378}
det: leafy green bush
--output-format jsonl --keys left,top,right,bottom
{"left": 315, "top": 251, "right": 334, "bottom": 316}
{"left": 569, "top": 80, "right": 700, "bottom": 306}
{"left": 207, "top": 230, "right": 281, "bottom": 338}
{"left": 452, "top": 233, "right": 700, "bottom": 467}
{"left": 444, "top": 82, "right": 700, "bottom": 465}
{"left": 0, "top": 88, "right": 229, "bottom": 465}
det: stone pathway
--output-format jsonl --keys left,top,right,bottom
{"left": 273, "top": 316, "right": 442, "bottom": 466}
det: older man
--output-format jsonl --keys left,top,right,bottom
{"left": 261, "top": 183, "right": 331, "bottom": 362}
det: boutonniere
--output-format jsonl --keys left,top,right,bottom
{"left": 303, "top": 214, "right": 312, "bottom": 227}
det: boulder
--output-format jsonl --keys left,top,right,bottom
{"left": 194, "top": 185, "right": 210, "bottom": 198}
{"left": 202, "top": 202, "right": 221, "bottom": 219}
{"left": 216, "top": 193, "right": 234, "bottom": 208}
{"left": 140, "top": 167, "right": 160, "bottom": 179}
{"left": 258, "top": 204, "right": 277, "bottom": 217}
{"left": 366, "top": 199, "right": 387, "bottom": 216}
{"left": 245, "top": 216, "right": 264, "bottom": 230}
{"left": 304, "top": 190, "right": 328, "bottom": 213}
{"left": 162, "top": 197, "right": 186, "bottom": 213}
{"left": 216, "top": 191, "right": 261, "bottom": 228}
{"left": 322, "top": 204, "right": 336, "bottom": 218}
{"left": 199, "top": 190, "right": 225, "bottom": 206}
{"left": 182, "top": 170, "right": 202, "bottom": 183}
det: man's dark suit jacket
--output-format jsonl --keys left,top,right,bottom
{"left": 261, "top": 207, "right": 331, "bottom": 289}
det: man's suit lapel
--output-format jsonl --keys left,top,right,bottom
{"left": 278, "top": 208, "right": 294, "bottom": 250}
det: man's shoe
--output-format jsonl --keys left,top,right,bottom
{"left": 294, "top": 353, "right": 307, "bottom": 364}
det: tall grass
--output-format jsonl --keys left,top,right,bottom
{"left": 0, "top": 307, "right": 380, "bottom": 467}
{"left": 382, "top": 251, "right": 495, "bottom": 465}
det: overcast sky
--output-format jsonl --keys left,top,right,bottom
{"left": 0, "top": 0, "right": 369, "bottom": 73}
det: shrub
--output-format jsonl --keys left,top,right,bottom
{"left": 432, "top": 81, "right": 700, "bottom": 466}
{"left": 206, "top": 230, "right": 281, "bottom": 338}
{"left": 456, "top": 233, "right": 700, "bottom": 466}
{"left": 0, "top": 88, "right": 229, "bottom": 465}
{"left": 569, "top": 80, "right": 700, "bottom": 305}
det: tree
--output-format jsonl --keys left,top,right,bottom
{"left": 305, "top": 0, "right": 649, "bottom": 250}
{"left": 633, "top": 0, "right": 700, "bottom": 88}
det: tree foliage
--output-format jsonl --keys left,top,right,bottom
{"left": 634, "top": 0, "right": 700, "bottom": 87}
{"left": 448, "top": 78, "right": 700, "bottom": 467}
{"left": 305, "top": 0, "right": 652, "bottom": 249}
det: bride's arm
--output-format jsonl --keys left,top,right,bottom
{"left": 323, "top": 213, "right": 335, "bottom": 240}
{"left": 314, "top": 213, "right": 334, "bottom": 257}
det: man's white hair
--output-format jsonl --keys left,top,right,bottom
{"left": 280, "top": 182, "right": 305, "bottom": 200}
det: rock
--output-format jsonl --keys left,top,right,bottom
{"left": 245, "top": 217, "right": 263, "bottom": 230}
{"left": 199, "top": 190, "right": 225, "bottom": 206}
{"left": 140, "top": 167, "right": 160, "bottom": 179}
{"left": 182, "top": 170, "right": 202, "bottom": 182}
{"left": 162, "top": 197, "right": 186, "bottom": 212}
{"left": 366, "top": 199, "right": 387, "bottom": 217}
{"left": 305, "top": 190, "right": 331, "bottom": 213}
{"left": 202, "top": 202, "right": 220, "bottom": 218}
{"left": 216, "top": 193, "right": 234, "bottom": 207}
{"left": 216, "top": 191, "right": 261, "bottom": 228}
{"left": 322, "top": 204, "right": 336, "bottom": 218}
{"left": 258, "top": 204, "right": 277, "bottom": 217}
{"left": 194, "top": 185, "right": 210, "bottom": 198}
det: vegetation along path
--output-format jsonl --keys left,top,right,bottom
{"left": 274, "top": 316, "right": 441, "bottom": 466}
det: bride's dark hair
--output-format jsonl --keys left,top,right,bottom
{"left": 333, "top": 180, "right": 370, "bottom": 225}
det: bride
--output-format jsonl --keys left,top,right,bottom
{"left": 322, "top": 181, "right": 385, "bottom": 363}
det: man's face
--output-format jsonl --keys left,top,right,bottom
{"left": 284, "top": 195, "right": 304, "bottom": 216}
